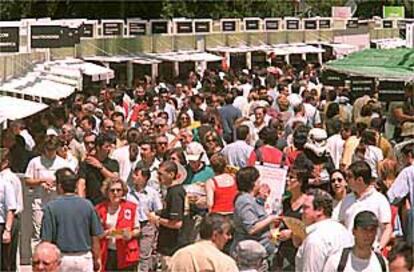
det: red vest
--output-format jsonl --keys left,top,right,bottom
{"left": 95, "top": 200, "right": 139, "bottom": 271}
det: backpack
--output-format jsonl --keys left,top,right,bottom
{"left": 337, "top": 247, "right": 386, "bottom": 272}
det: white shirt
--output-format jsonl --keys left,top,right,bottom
{"left": 25, "top": 156, "right": 69, "bottom": 210}
{"left": 0, "top": 168, "right": 23, "bottom": 215}
{"left": 110, "top": 145, "right": 141, "bottom": 183}
{"left": 295, "top": 219, "right": 354, "bottom": 272}
{"left": 303, "top": 102, "right": 321, "bottom": 127}
{"left": 233, "top": 96, "right": 249, "bottom": 117}
{"left": 221, "top": 140, "right": 254, "bottom": 168}
{"left": 323, "top": 249, "right": 388, "bottom": 272}
{"left": 338, "top": 187, "right": 391, "bottom": 246}
{"left": 20, "top": 129, "right": 35, "bottom": 151}
{"left": 327, "top": 134, "right": 345, "bottom": 169}
{"left": 352, "top": 145, "right": 383, "bottom": 179}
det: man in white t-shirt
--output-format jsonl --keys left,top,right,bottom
{"left": 24, "top": 136, "right": 69, "bottom": 251}
{"left": 324, "top": 211, "right": 388, "bottom": 272}
{"left": 339, "top": 161, "right": 392, "bottom": 251}
{"left": 295, "top": 189, "right": 353, "bottom": 272}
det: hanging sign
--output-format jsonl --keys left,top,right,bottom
{"left": 0, "top": 27, "right": 19, "bottom": 52}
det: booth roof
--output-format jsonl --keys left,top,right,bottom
{"left": 207, "top": 43, "right": 324, "bottom": 55}
{"left": 1, "top": 79, "right": 76, "bottom": 100}
{"left": 83, "top": 55, "right": 162, "bottom": 65}
{"left": 38, "top": 58, "right": 115, "bottom": 82}
{"left": 324, "top": 48, "right": 414, "bottom": 81}
{"left": 0, "top": 96, "right": 48, "bottom": 121}
{"left": 150, "top": 51, "right": 223, "bottom": 62}
{"left": 370, "top": 38, "right": 406, "bottom": 49}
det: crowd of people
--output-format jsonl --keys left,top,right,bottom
{"left": 0, "top": 61, "right": 413, "bottom": 272}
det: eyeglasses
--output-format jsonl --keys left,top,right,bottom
{"left": 331, "top": 177, "right": 344, "bottom": 183}
{"left": 155, "top": 124, "right": 166, "bottom": 128}
{"left": 109, "top": 188, "right": 122, "bottom": 193}
{"left": 157, "top": 142, "right": 168, "bottom": 146}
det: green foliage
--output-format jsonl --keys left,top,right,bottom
{"left": 0, "top": 0, "right": 411, "bottom": 21}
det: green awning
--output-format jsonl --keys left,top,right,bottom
{"left": 323, "top": 48, "right": 414, "bottom": 81}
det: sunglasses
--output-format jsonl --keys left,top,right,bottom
{"left": 109, "top": 188, "right": 122, "bottom": 193}
{"left": 331, "top": 177, "right": 344, "bottom": 183}
{"left": 155, "top": 124, "right": 166, "bottom": 128}
{"left": 157, "top": 142, "right": 168, "bottom": 145}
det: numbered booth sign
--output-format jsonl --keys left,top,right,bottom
{"left": 304, "top": 19, "right": 318, "bottom": 30}
{"left": 321, "top": 70, "right": 347, "bottom": 87}
{"left": 285, "top": 18, "right": 300, "bottom": 30}
{"left": 194, "top": 20, "right": 212, "bottom": 34}
{"left": 319, "top": 18, "right": 332, "bottom": 29}
{"left": 350, "top": 76, "right": 375, "bottom": 100}
{"left": 221, "top": 19, "right": 239, "bottom": 32}
{"left": 150, "top": 20, "right": 170, "bottom": 34}
{"left": 378, "top": 81, "right": 406, "bottom": 102}
{"left": 0, "top": 27, "right": 19, "bottom": 52}
{"left": 244, "top": 18, "right": 261, "bottom": 31}
{"left": 175, "top": 20, "right": 193, "bottom": 34}
{"left": 264, "top": 19, "right": 281, "bottom": 31}
{"left": 346, "top": 19, "right": 359, "bottom": 29}
{"left": 128, "top": 20, "right": 147, "bottom": 36}
{"left": 102, "top": 21, "right": 124, "bottom": 37}
{"left": 31, "top": 25, "right": 63, "bottom": 48}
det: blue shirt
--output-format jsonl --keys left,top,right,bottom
{"left": 126, "top": 186, "right": 163, "bottom": 222}
{"left": 41, "top": 195, "right": 103, "bottom": 253}
{"left": 232, "top": 193, "right": 274, "bottom": 255}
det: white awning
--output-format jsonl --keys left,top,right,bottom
{"left": 2, "top": 79, "right": 75, "bottom": 100}
{"left": 371, "top": 38, "right": 406, "bottom": 49}
{"left": 207, "top": 46, "right": 255, "bottom": 53}
{"left": 272, "top": 44, "right": 325, "bottom": 54}
{"left": 0, "top": 96, "right": 48, "bottom": 120}
{"left": 317, "top": 42, "right": 360, "bottom": 57}
{"left": 84, "top": 55, "right": 162, "bottom": 65}
{"left": 148, "top": 51, "right": 223, "bottom": 62}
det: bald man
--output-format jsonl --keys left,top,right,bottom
{"left": 32, "top": 242, "right": 61, "bottom": 272}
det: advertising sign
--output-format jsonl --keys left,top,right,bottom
{"left": 0, "top": 27, "right": 19, "bottom": 52}
{"left": 383, "top": 6, "right": 405, "bottom": 19}
{"left": 31, "top": 25, "right": 63, "bottom": 48}
{"left": 332, "top": 6, "right": 352, "bottom": 18}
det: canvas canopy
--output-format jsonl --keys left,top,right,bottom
{"left": 0, "top": 96, "right": 48, "bottom": 120}
{"left": 324, "top": 48, "right": 414, "bottom": 81}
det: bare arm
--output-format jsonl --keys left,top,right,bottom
{"left": 158, "top": 218, "right": 183, "bottom": 230}
{"left": 379, "top": 222, "right": 392, "bottom": 250}
{"left": 24, "top": 177, "right": 45, "bottom": 187}
{"left": 91, "top": 236, "right": 101, "bottom": 272}
{"left": 205, "top": 179, "right": 215, "bottom": 213}
{"left": 393, "top": 107, "right": 414, "bottom": 123}
{"left": 77, "top": 178, "right": 86, "bottom": 197}
{"left": 248, "top": 215, "right": 278, "bottom": 236}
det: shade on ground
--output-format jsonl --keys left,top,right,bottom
{"left": 324, "top": 48, "right": 414, "bottom": 81}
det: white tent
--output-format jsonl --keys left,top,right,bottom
{"left": 0, "top": 96, "right": 48, "bottom": 120}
